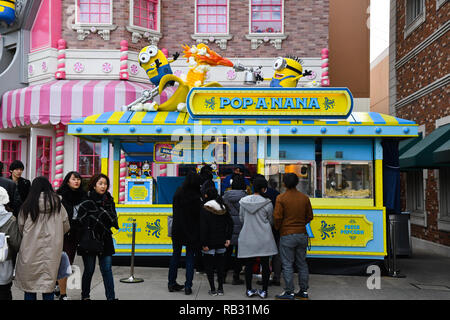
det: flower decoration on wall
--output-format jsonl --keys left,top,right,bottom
{"left": 226, "top": 69, "right": 236, "bottom": 80}
{"left": 306, "top": 70, "right": 317, "bottom": 80}
{"left": 41, "top": 61, "right": 48, "bottom": 72}
{"left": 73, "top": 62, "right": 85, "bottom": 73}
{"left": 28, "top": 64, "right": 34, "bottom": 75}
{"left": 102, "top": 62, "right": 112, "bottom": 73}
{"left": 129, "top": 64, "right": 139, "bottom": 75}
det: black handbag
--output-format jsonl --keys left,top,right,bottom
{"left": 77, "top": 226, "right": 104, "bottom": 255}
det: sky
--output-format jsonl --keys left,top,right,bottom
{"left": 370, "top": 0, "right": 390, "bottom": 62}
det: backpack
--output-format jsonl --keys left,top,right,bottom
{"left": 0, "top": 232, "right": 9, "bottom": 263}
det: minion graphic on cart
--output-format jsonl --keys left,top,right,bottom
{"left": 0, "top": 0, "right": 15, "bottom": 24}
{"left": 138, "top": 45, "right": 179, "bottom": 86}
{"left": 269, "top": 56, "right": 312, "bottom": 88}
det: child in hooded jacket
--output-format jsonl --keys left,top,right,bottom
{"left": 200, "top": 187, "right": 233, "bottom": 296}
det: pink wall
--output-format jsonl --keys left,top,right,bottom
{"left": 30, "top": 0, "right": 62, "bottom": 52}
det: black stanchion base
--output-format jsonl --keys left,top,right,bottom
{"left": 120, "top": 276, "right": 144, "bottom": 283}
{"left": 387, "top": 270, "right": 406, "bottom": 278}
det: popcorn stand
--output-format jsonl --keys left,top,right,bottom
{"left": 68, "top": 45, "right": 418, "bottom": 260}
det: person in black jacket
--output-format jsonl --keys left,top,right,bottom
{"left": 8, "top": 160, "right": 31, "bottom": 204}
{"left": 55, "top": 171, "right": 87, "bottom": 300}
{"left": 0, "top": 162, "right": 21, "bottom": 217}
{"left": 76, "top": 173, "right": 119, "bottom": 300}
{"left": 169, "top": 170, "right": 202, "bottom": 295}
{"left": 200, "top": 187, "right": 233, "bottom": 296}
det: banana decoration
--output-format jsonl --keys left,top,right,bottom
{"left": 139, "top": 43, "right": 233, "bottom": 113}
{"left": 0, "top": 0, "right": 15, "bottom": 24}
{"left": 138, "top": 45, "right": 179, "bottom": 87}
{"left": 269, "top": 56, "right": 312, "bottom": 88}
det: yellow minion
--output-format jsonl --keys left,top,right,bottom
{"left": 138, "top": 45, "right": 179, "bottom": 86}
{"left": 269, "top": 56, "right": 311, "bottom": 88}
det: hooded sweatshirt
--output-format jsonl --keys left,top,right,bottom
{"left": 0, "top": 205, "right": 21, "bottom": 285}
{"left": 223, "top": 189, "right": 247, "bottom": 245}
{"left": 200, "top": 200, "right": 233, "bottom": 250}
{"left": 237, "top": 195, "right": 278, "bottom": 258}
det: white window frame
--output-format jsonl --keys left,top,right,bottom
{"left": 436, "top": 116, "right": 450, "bottom": 232}
{"left": 127, "top": 0, "right": 162, "bottom": 44}
{"left": 245, "top": 0, "right": 287, "bottom": 50}
{"left": 436, "top": 0, "right": 448, "bottom": 10}
{"left": 404, "top": 0, "right": 426, "bottom": 39}
{"left": 191, "top": 0, "right": 233, "bottom": 50}
{"left": 408, "top": 124, "right": 427, "bottom": 227}
{"left": 72, "top": 0, "right": 117, "bottom": 41}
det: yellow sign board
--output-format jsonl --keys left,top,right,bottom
{"left": 114, "top": 215, "right": 171, "bottom": 245}
{"left": 187, "top": 87, "right": 353, "bottom": 120}
{"left": 309, "top": 214, "right": 373, "bottom": 247}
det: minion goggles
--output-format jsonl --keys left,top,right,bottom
{"left": 273, "top": 57, "right": 303, "bottom": 75}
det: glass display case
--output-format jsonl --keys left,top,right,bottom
{"left": 265, "top": 160, "right": 316, "bottom": 197}
{"left": 322, "top": 161, "right": 373, "bottom": 199}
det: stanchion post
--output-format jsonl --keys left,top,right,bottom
{"left": 388, "top": 217, "right": 406, "bottom": 278}
{"left": 120, "top": 219, "right": 144, "bottom": 283}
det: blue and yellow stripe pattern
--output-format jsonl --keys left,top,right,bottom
{"left": 68, "top": 111, "right": 418, "bottom": 138}
{"left": 0, "top": 0, "right": 15, "bottom": 24}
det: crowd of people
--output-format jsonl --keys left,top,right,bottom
{"left": 0, "top": 160, "right": 119, "bottom": 300}
{"left": 169, "top": 166, "right": 314, "bottom": 300}
{"left": 0, "top": 161, "right": 313, "bottom": 301}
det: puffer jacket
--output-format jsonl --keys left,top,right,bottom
{"left": 237, "top": 195, "right": 278, "bottom": 258}
{"left": 0, "top": 206, "right": 21, "bottom": 285}
{"left": 200, "top": 200, "right": 233, "bottom": 249}
{"left": 222, "top": 189, "right": 247, "bottom": 245}
{"left": 14, "top": 193, "right": 70, "bottom": 293}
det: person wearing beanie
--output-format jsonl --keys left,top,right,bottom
{"left": 9, "top": 160, "right": 31, "bottom": 204}
{"left": 0, "top": 162, "right": 21, "bottom": 218}
{"left": 0, "top": 187, "right": 22, "bottom": 300}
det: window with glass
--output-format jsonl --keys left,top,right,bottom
{"left": 1, "top": 140, "right": 21, "bottom": 177}
{"left": 439, "top": 168, "right": 450, "bottom": 221}
{"left": 406, "top": 0, "right": 424, "bottom": 26}
{"left": 406, "top": 170, "right": 424, "bottom": 213}
{"left": 322, "top": 161, "right": 373, "bottom": 199}
{"left": 36, "top": 136, "right": 52, "bottom": 179}
{"left": 250, "top": 0, "right": 283, "bottom": 34}
{"left": 78, "top": 139, "right": 101, "bottom": 178}
{"left": 132, "top": 0, "right": 158, "bottom": 30}
{"left": 77, "top": 0, "right": 112, "bottom": 24}
{"left": 196, "top": 0, "right": 228, "bottom": 34}
{"left": 265, "top": 161, "right": 315, "bottom": 197}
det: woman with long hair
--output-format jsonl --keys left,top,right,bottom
{"left": 55, "top": 171, "right": 87, "bottom": 300}
{"left": 168, "top": 170, "right": 202, "bottom": 295}
{"left": 14, "top": 176, "right": 70, "bottom": 300}
{"left": 77, "top": 173, "right": 119, "bottom": 300}
{"left": 200, "top": 187, "right": 233, "bottom": 296}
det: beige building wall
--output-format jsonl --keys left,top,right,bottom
{"left": 370, "top": 48, "right": 389, "bottom": 114}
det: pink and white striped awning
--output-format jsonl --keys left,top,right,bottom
{"left": 0, "top": 80, "right": 171, "bottom": 128}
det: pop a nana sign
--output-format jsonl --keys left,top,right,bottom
{"left": 186, "top": 87, "right": 353, "bottom": 120}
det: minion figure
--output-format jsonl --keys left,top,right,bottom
{"left": 128, "top": 162, "right": 141, "bottom": 178}
{"left": 138, "top": 45, "right": 179, "bottom": 86}
{"left": 141, "top": 161, "right": 151, "bottom": 178}
{"left": 269, "top": 56, "right": 312, "bottom": 88}
{"left": 0, "top": 0, "right": 15, "bottom": 24}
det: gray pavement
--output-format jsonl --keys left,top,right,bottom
{"left": 10, "top": 246, "right": 450, "bottom": 300}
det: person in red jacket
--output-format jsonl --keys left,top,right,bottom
{"left": 273, "top": 173, "right": 313, "bottom": 300}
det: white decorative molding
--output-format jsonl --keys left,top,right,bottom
{"left": 245, "top": 33, "right": 288, "bottom": 50}
{"left": 72, "top": 24, "right": 117, "bottom": 41}
{"left": 126, "top": 25, "right": 162, "bottom": 45}
{"left": 190, "top": 34, "right": 233, "bottom": 50}
{"left": 436, "top": 0, "right": 448, "bottom": 10}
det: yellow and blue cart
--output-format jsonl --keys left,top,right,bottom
{"left": 68, "top": 87, "right": 418, "bottom": 261}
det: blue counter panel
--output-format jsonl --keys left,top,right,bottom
{"left": 322, "top": 138, "right": 373, "bottom": 161}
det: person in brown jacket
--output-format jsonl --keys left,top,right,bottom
{"left": 273, "top": 173, "right": 313, "bottom": 300}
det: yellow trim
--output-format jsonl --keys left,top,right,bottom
{"left": 311, "top": 198, "right": 374, "bottom": 207}
{"left": 257, "top": 158, "right": 264, "bottom": 175}
{"left": 129, "top": 112, "right": 147, "bottom": 124}
{"left": 0, "top": 2, "right": 15, "bottom": 9}
{"left": 116, "top": 204, "right": 172, "bottom": 208}
{"left": 379, "top": 113, "right": 399, "bottom": 125}
{"left": 113, "top": 160, "right": 120, "bottom": 203}
{"left": 375, "top": 159, "right": 383, "bottom": 208}
{"left": 83, "top": 114, "right": 102, "bottom": 124}
{"left": 106, "top": 112, "right": 125, "bottom": 124}
{"left": 101, "top": 158, "right": 108, "bottom": 175}
{"left": 153, "top": 112, "right": 170, "bottom": 124}
{"left": 307, "top": 251, "right": 385, "bottom": 256}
